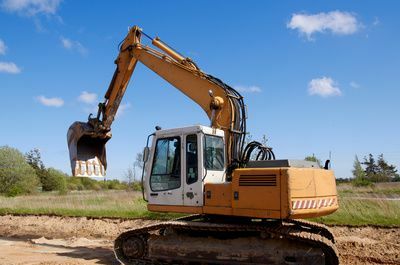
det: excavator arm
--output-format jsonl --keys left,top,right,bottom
{"left": 67, "top": 26, "right": 246, "bottom": 177}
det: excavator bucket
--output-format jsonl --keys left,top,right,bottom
{"left": 67, "top": 122, "right": 111, "bottom": 177}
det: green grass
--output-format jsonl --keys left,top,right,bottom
{"left": 1, "top": 184, "right": 399, "bottom": 227}
{"left": 0, "top": 190, "right": 181, "bottom": 219}
{"left": 310, "top": 182, "right": 400, "bottom": 226}
{"left": 312, "top": 197, "right": 400, "bottom": 227}
{"left": 337, "top": 181, "right": 400, "bottom": 195}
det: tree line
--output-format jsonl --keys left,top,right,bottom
{"left": 352, "top": 154, "right": 399, "bottom": 186}
{"left": 2, "top": 143, "right": 398, "bottom": 196}
{"left": 305, "top": 153, "right": 399, "bottom": 186}
{"left": 0, "top": 146, "right": 137, "bottom": 196}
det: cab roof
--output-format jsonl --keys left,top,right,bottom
{"left": 154, "top": 125, "right": 224, "bottom": 138}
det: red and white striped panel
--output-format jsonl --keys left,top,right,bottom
{"left": 292, "top": 198, "right": 336, "bottom": 210}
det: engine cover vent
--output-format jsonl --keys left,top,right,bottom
{"left": 239, "top": 175, "right": 277, "bottom": 186}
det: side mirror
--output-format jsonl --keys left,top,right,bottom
{"left": 143, "top": 147, "right": 150, "bottom": 163}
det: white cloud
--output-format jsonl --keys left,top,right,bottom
{"left": 0, "top": 42, "right": 21, "bottom": 74}
{"left": 373, "top": 17, "right": 380, "bottom": 26}
{"left": 308, "top": 77, "right": 342, "bottom": 97}
{"left": 116, "top": 102, "right": 131, "bottom": 118}
{"left": 350, "top": 81, "right": 360, "bottom": 88}
{"left": 0, "top": 61, "right": 21, "bottom": 74}
{"left": 36, "top": 95, "right": 64, "bottom": 107}
{"left": 60, "top": 36, "right": 87, "bottom": 55}
{"left": 1, "top": 0, "right": 62, "bottom": 16}
{"left": 288, "top": 11, "right": 359, "bottom": 39}
{"left": 0, "top": 39, "right": 7, "bottom": 55}
{"left": 78, "top": 91, "right": 97, "bottom": 104}
{"left": 60, "top": 37, "right": 72, "bottom": 49}
{"left": 234, "top": 85, "right": 262, "bottom": 93}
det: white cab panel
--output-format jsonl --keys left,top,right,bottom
{"left": 144, "top": 125, "right": 226, "bottom": 207}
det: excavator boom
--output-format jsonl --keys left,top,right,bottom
{"left": 67, "top": 26, "right": 245, "bottom": 177}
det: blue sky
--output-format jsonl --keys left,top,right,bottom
{"left": 1, "top": 0, "right": 399, "bottom": 180}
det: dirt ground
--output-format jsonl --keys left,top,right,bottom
{"left": 0, "top": 215, "right": 399, "bottom": 265}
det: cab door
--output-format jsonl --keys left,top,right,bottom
{"left": 183, "top": 133, "right": 203, "bottom": 206}
{"left": 147, "top": 136, "right": 183, "bottom": 206}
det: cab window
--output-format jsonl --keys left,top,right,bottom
{"left": 150, "top": 137, "right": 181, "bottom": 191}
{"left": 186, "top": 134, "right": 198, "bottom": 184}
{"left": 204, "top": 135, "right": 224, "bottom": 171}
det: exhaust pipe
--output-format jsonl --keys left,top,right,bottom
{"left": 67, "top": 121, "right": 111, "bottom": 177}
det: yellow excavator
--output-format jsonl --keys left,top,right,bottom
{"left": 67, "top": 26, "right": 339, "bottom": 265}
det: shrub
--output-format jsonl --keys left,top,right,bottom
{"left": 352, "top": 177, "right": 374, "bottom": 187}
{"left": 0, "top": 146, "right": 40, "bottom": 196}
{"left": 130, "top": 181, "right": 142, "bottom": 191}
{"left": 105, "top": 179, "right": 127, "bottom": 190}
{"left": 80, "top": 177, "right": 99, "bottom": 190}
{"left": 43, "top": 168, "right": 67, "bottom": 193}
{"left": 66, "top": 177, "right": 84, "bottom": 191}
{"left": 64, "top": 176, "right": 128, "bottom": 191}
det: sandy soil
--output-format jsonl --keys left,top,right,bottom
{"left": 0, "top": 215, "right": 399, "bottom": 265}
{"left": 0, "top": 237, "right": 116, "bottom": 265}
{"left": 333, "top": 226, "right": 400, "bottom": 264}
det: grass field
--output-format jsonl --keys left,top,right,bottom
{"left": 0, "top": 190, "right": 180, "bottom": 219}
{"left": 0, "top": 183, "right": 399, "bottom": 226}
{"left": 313, "top": 182, "right": 400, "bottom": 226}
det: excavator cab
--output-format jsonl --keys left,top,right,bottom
{"left": 67, "top": 121, "right": 110, "bottom": 177}
{"left": 143, "top": 125, "right": 226, "bottom": 208}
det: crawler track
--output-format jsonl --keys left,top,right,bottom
{"left": 114, "top": 217, "right": 339, "bottom": 265}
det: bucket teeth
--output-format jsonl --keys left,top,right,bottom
{"left": 74, "top": 157, "right": 106, "bottom": 177}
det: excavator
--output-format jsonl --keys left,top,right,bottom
{"left": 67, "top": 26, "right": 339, "bottom": 265}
